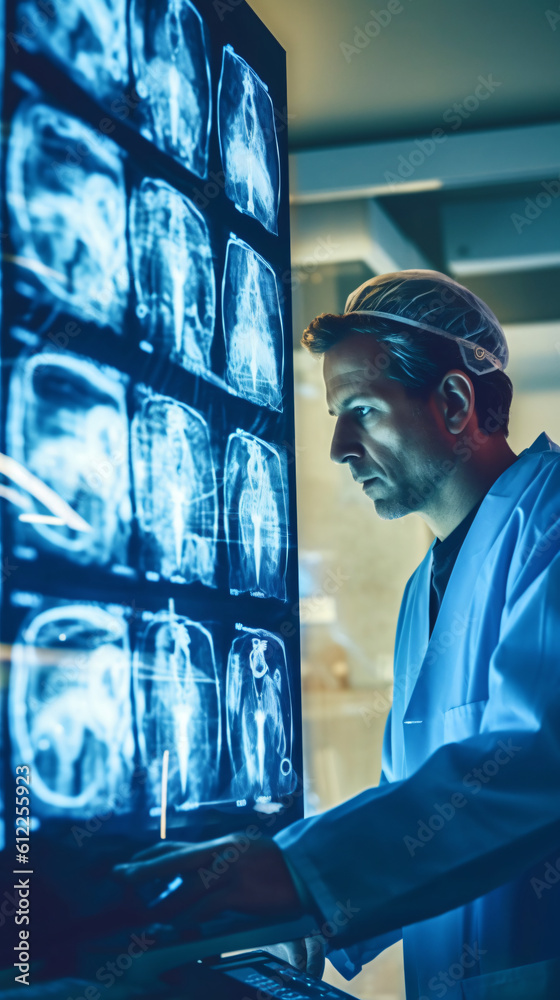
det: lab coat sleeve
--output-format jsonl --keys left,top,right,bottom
{"left": 275, "top": 546, "right": 560, "bottom": 974}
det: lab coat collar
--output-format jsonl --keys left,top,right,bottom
{"left": 401, "top": 431, "right": 558, "bottom": 720}
{"left": 518, "top": 430, "right": 560, "bottom": 456}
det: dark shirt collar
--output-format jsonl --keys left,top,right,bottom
{"left": 432, "top": 498, "right": 484, "bottom": 561}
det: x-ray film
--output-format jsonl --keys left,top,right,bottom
{"left": 7, "top": 101, "right": 128, "bottom": 329}
{"left": 134, "top": 603, "right": 221, "bottom": 811}
{"left": 130, "top": 179, "right": 215, "bottom": 371}
{"left": 131, "top": 392, "right": 218, "bottom": 586}
{"left": 7, "top": 351, "right": 132, "bottom": 566}
{"left": 218, "top": 46, "right": 280, "bottom": 234}
{"left": 225, "top": 431, "right": 288, "bottom": 600}
{"left": 130, "top": 0, "right": 211, "bottom": 177}
{"left": 227, "top": 626, "right": 294, "bottom": 804}
{"left": 222, "top": 236, "right": 284, "bottom": 410}
{"left": 16, "top": 0, "right": 128, "bottom": 98}
{"left": 9, "top": 602, "right": 134, "bottom": 817}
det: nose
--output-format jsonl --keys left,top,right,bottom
{"left": 330, "top": 415, "right": 364, "bottom": 465}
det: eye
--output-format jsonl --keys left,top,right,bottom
{"left": 353, "top": 406, "right": 374, "bottom": 419}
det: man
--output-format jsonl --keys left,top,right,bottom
{"left": 116, "top": 271, "right": 560, "bottom": 998}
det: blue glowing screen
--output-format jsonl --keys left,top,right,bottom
{"left": 0, "top": 0, "right": 300, "bottom": 964}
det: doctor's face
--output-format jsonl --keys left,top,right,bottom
{"left": 324, "top": 331, "right": 450, "bottom": 520}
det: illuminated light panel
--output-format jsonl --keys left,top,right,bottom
{"left": 224, "top": 431, "right": 288, "bottom": 601}
{"left": 227, "top": 625, "right": 294, "bottom": 804}
{"left": 218, "top": 46, "right": 280, "bottom": 234}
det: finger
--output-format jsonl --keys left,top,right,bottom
{"left": 113, "top": 850, "right": 196, "bottom": 883}
{"left": 130, "top": 841, "right": 191, "bottom": 862}
{"left": 306, "top": 939, "right": 326, "bottom": 979}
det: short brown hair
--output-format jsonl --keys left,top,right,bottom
{"left": 301, "top": 311, "right": 513, "bottom": 437}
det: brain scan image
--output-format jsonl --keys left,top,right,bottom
{"left": 131, "top": 392, "right": 218, "bottom": 586}
{"left": 224, "top": 431, "right": 288, "bottom": 601}
{"left": 227, "top": 626, "right": 294, "bottom": 804}
{"left": 222, "top": 236, "right": 283, "bottom": 411}
{"left": 9, "top": 602, "right": 134, "bottom": 817}
{"left": 134, "top": 603, "right": 221, "bottom": 811}
{"left": 7, "top": 350, "right": 132, "bottom": 566}
{"left": 218, "top": 46, "right": 280, "bottom": 235}
{"left": 16, "top": 0, "right": 128, "bottom": 99}
{"left": 7, "top": 102, "right": 128, "bottom": 330}
{"left": 130, "top": 0, "right": 211, "bottom": 177}
{"left": 130, "top": 179, "right": 215, "bottom": 372}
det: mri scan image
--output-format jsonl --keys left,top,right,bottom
{"left": 131, "top": 392, "right": 218, "bottom": 586}
{"left": 130, "top": 0, "right": 211, "bottom": 177}
{"left": 130, "top": 179, "right": 215, "bottom": 372}
{"left": 7, "top": 350, "right": 132, "bottom": 566}
{"left": 227, "top": 626, "right": 294, "bottom": 804}
{"left": 224, "top": 431, "right": 288, "bottom": 601}
{"left": 16, "top": 0, "right": 128, "bottom": 99}
{"left": 134, "top": 603, "right": 221, "bottom": 812}
{"left": 218, "top": 46, "right": 280, "bottom": 235}
{"left": 9, "top": 602, "right": 134, "bottom": 817}
{"left": 7, "top": 101, "right": 128, "bottom": 330}
{"left": 222, "top": 236, "right": 284, "bottom": 411}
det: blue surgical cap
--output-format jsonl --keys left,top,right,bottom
{"left": 343, "top": 270, "right": 509, "bottom": 376}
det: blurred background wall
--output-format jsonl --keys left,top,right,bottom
{"left": 247, "top": 3, "right": 560, "bottom": 995}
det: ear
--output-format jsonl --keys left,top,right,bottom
{"left": 434, "top": 369, "right": 475, "bottom": 434}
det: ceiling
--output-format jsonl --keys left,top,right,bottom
{"left": 248, "top": 0, "right": 560, "bottom": 151}
{"left": 248, "top": 0, "right": 560, "bottom": 334}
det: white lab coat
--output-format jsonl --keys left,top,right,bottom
{"left": 276, "top": 432, "right": 560, "bottom": 998}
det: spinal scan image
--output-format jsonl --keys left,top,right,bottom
{"left": 7, "top": 101, "right": 128, "bottom": 330}
{"left": 16, "top": 0, "right": 128, "bottom": 98}
{"left": 227, "top": 627, "right": 294, "bottom": 804}
{"left": 131, "top": 393, "right": 218, "bottom": 586}
{"left": 222, "top": 236, "right": 283, "bottom": 410}
{"left": 9, "top": 603, "right": 134, "bottom": 817}
{"left": 218, "top": 46, "right": 280, "bottom": 234}
{"left": 130, "top": 0, "right": 211, "bottom": 177}
{"left": 130, "top": 179, "right": 215, "bottom": 371}
{"left": 134, "top": 606, "right": 221, "bottom": 811}
{"left": 224, "top": 432, "right": 288, "bottom": 601}
{"left": 7, "top": 351, "right": 132, "bottom": 566}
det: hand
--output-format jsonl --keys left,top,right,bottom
{"left": 261, "top": 935, "right": 326, "bottom": 979}
{"left": 113, "top": 834, "right": 304, "bottom": 926}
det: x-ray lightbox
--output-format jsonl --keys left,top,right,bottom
{"left": 0, "top": 0, "right": 302, "bottom": 973}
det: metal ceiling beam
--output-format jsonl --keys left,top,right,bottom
{"left": 289, "top": 122, "right": 560, "bottom": 204}
{"left": 290, "top": 198, "right": 430, "bottom": 274}
{"left": 442, "top": 194, "right": 560, "bottom": 276}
